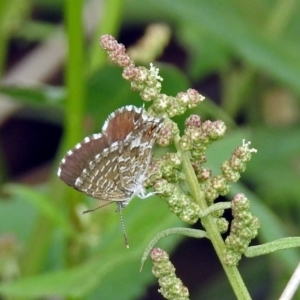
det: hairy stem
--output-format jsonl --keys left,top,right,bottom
{"left": 173, "top": 134, "right": 251, "bottom": 300}
{"left": 245, "top": 237, "right": 300, "bottom": 258}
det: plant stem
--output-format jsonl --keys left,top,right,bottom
{"left": 141, "top": 227, "right": 208, "bottom": 271}
{"left": 173, "top": 134, "right": 252, "bottom": 300}
{"left": 199, "top": 202, "right": 232, "bottom": 217}
{"left": 64, "top": 0, "right": 86, "bottom": 267}
{"left": 245, "top": 237, "right": 300, "bottom": 258}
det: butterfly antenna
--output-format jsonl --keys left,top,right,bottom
{"left": 118, "top": 204, "right": 129, "bottom": 248}
{"left": 82, "top": 202, "right": 113, "bottom": 214}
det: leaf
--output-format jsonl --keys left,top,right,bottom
{"left": 0, "top": 85, "right": 65, "bottom": 108}
{"left": 0, "top": 193, "right": 37, "bottom": 243}
{"left": 126, "top": 0, "right": 300, "bottom": 95}
{"left": 0, "top": 194, "right": 185, "bottom": 298}
{"left": 245, "top": 126, "right": 300, "bottom": 205}
{"left": 3, "top": 184, "right": 73, "bottom": 236}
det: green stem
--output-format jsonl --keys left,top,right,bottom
{"left": 65, "top": 0, "right": 85, "bottom": 148}
{"left": 64, "top": 0, "right": 86, "bottom": 268}
{"left": 0, "top": 0, "right": 34, "bottom": 76}
{"left": 199, "top": 202, "right": 232, "bottom": 217}
{"left": 173, "top": 134, "right": 251, "bottom": 300}
{"left": 245, "top": 237, "right": 300, "bottom": 258}
{"left": 141, "top": 227, "right": 208, "bottom": 271}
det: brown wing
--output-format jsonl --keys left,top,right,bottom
{"left": 73, "top": 142, "right": 130, "bottom": 202}
{"left": 58, "top": 105, "right": 163, "bottom": 202}
{"left": 58, "top": 134, "right": 110, "bottom": 188}
{"left": 103, "top": 105, "right": 144, "bottom": 143}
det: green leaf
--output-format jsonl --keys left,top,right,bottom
{"left": 0, "top": 194, "right": 185, "bottom": 298}
{"left": 3, "top": 184, "right": 74, "bottom": 236}
{"left": 246, "top": 126, "right": 300, "bottom": 206}
{"left": 0, "top": 85, "right": 65, "bottom": 107}
{"left": 126, "top": 0, "right": 300, "bottom": 95}
{"left": 0, "top": 193, "right": 37, "bottom": 243}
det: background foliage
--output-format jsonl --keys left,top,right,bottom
{"left": 0, "top": 0, "right": 300, "bottom": 299}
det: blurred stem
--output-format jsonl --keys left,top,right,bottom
{"left": 221, "top": 66, "right": 258, "bottom": 121}
{"left": 65, "top": 0, "right": 85, "bottom": 148}
{"left": 18, "top": 0, "right": 86, "bottom": 285}
{"left": 0, "top": 0, "right": 14, "bottom": 75}
{"left": 0, "top": 30, "right": 8, "bottom": 77}
{"left": 0, "top": 0, "right": 33, "bottom": 76}
{"left": 89, "top": 0, "right": 124, "bottom": 73}
{"left": 173, "top": 134, "right": 251, "bottom": 300}
{"left": 64, "top": 0, "right": 86, "bottom": 268}
{"left": 19, "top": 212, "right": 54, "bottom": 276}
{"left": 9, "top": 0, "right": 55, "bottom": 282}
{"left": 0, "top": 144, "right": 8, "bottom": 184}
{"left": 222, "top": 0, "right": 297, "bottom": 118}
{"left": 265, "top": 0, "right": 297, "bottom": 39}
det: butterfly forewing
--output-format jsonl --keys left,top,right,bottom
{"left": 103, "top": 105, "right": 144, "bottom": 143}
{"left": 58, "top": 134, "right": 109, "bottom": 188}
{"left": 57, "top": 105, "right": 163, "bottom": 207}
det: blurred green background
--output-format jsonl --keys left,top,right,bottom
{"left": 0, "top": 0, "right": 300, "bottom": 299}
